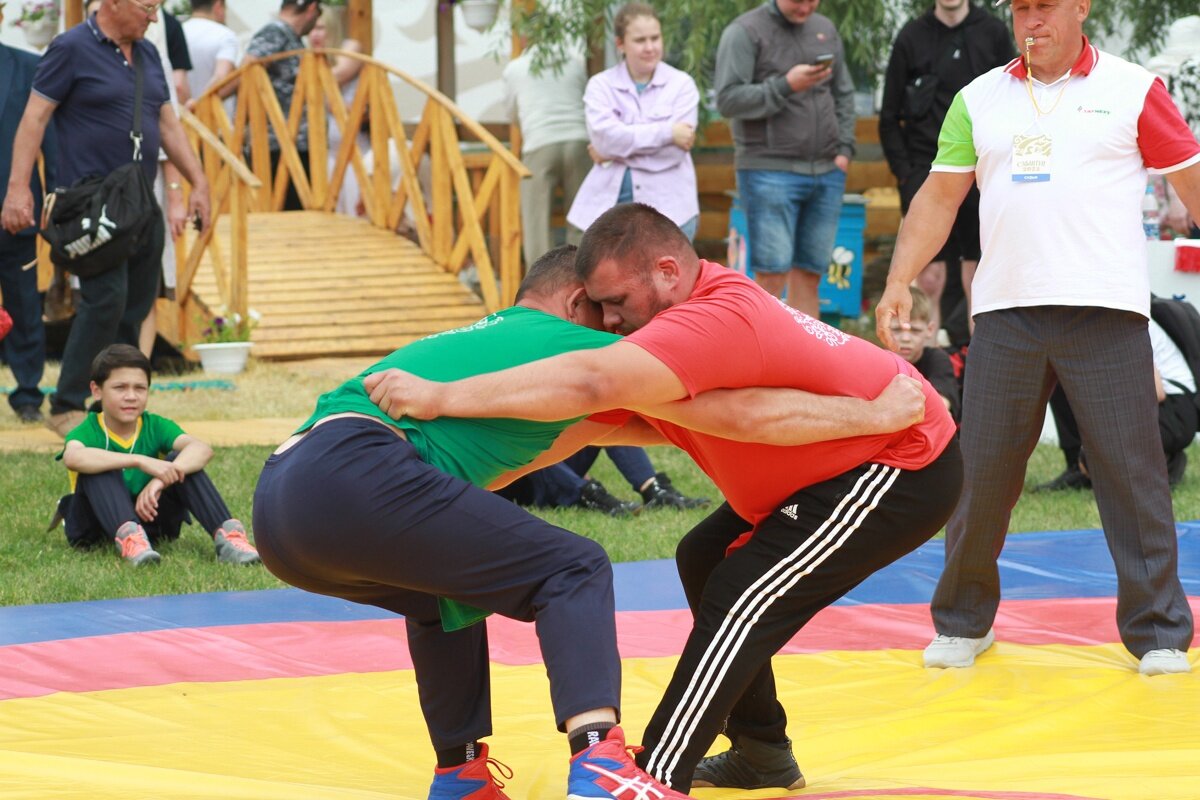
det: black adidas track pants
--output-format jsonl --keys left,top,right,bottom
{"left": 637, "top": 439, "right": 962, "bottom": 791}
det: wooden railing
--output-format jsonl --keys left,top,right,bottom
{"left": 188, "top": 49, "right": 530, "bottom": 312}
{"left": 175, "top": 110, "right": 262, "bottom": 348}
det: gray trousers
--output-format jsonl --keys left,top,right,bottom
{"left": 932, "top": 305, "right": 1194, "bottom": 658}
{"left": 519, "top": 139, "right": 590, "bottom": 268}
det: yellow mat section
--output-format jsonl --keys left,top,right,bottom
{"left": 1, "top": 644, "right": 1196, "bottom": 799}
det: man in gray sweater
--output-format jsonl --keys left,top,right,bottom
{"left": 715, "top": 0, "right": 856, "bottom": 318}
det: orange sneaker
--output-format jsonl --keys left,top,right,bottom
{"left": 114, "top": 522, "right": 160, "bottom": 566}
{"left": 214, "top": 520, "right": 261, "bottom": 565}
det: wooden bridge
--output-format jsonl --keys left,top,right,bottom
{"left": 162, "top": 49, "right": 529, "bottom": 360}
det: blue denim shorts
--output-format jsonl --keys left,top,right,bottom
{"left": 738, "top": 168, "right": 846, "bottom": 275}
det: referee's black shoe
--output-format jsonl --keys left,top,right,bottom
{"left": 691, "top": 735, "right": 805, "bottom": 790}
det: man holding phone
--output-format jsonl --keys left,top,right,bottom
{"left": 714, "top": 0, "right": 856, "bottom": 317}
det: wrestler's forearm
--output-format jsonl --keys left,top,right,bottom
{"left": 435, "top": 343, "right": 687, "bottom": 421}
{"left": 642, "top": 382, "right": 917, "bottom": 446}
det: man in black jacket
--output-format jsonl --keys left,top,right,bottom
{"left": 879, "top": 0, "right": 1013, "bottom": 334}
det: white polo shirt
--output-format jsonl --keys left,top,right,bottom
{"left": 932, "top": 39, "right": 1200, "bottom": 318}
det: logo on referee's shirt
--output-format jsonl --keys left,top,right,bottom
{"left": 780, "top": 504, "right": 799, "bottom": 520}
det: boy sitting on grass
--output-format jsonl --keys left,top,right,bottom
{"left": 57, "top": 344, "right": 261, "bottom": 567}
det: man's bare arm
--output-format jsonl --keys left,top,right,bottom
{"left": 876, "top": 170, "right": 975, "bottom": 350}
{"left": 639, "top": 373, "right": 926, "bottom": 445}
{"left": 366, "top": 341, "right": 688, "bottom": 423}
{"left": 1, "top": 94, "right": 56, "bottom": 234}
{"left": 487, "top": 420, "right": 620, "bottom": 489}
{"left": 158, "top": 104, "right": 212, "bottom": 233}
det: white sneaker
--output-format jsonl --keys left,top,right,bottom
{"left": 1138, "top": 649, "right": 1191, "bottom": 675}
{"left": 923, "top": 629, "right": 996, "bottom": 668}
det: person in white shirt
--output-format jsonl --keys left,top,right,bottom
{"left": 181, "top": 0, "right": 239, "bottom": 104}
{"left": 502, "top": 45, "right": 591, "bottom": 268}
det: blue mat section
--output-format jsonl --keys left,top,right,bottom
{"left": 2, "top": 523, "right": 1197, "bottom": 647}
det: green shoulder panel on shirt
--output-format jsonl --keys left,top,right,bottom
{"left": 933, "top": 92, "right": 977, "bottom": 169}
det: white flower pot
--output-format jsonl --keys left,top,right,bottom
{"left": 458, "top": 0, "right": 498, "bottom": 32}
{"left": 192, "top": 341, "right": 252, "bottom": 374}
{"left": 22, "top": 16, "right": 57, "bottom": 49}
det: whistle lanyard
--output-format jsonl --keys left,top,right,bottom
{"left": 1024, "top": 44, "right": 1074, "bottom": 118}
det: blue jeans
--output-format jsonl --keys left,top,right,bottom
{"left": 618, "top": 169, "right": 698, "bottom": 242}
{"left": 0, "top": 235, "right": 45, "bottom": 411}
{"left": 738, "top": 168, "right": 845, "bottom": 275}
{"left": 565, "top": 445, "right": 655, "bottom": 491}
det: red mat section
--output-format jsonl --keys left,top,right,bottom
{"left": 7, "top": 597, "right": 1197, "bottom": 702}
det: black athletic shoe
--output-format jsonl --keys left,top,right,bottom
{"left": 691, "top": 735, "right": 805, "bottom": 790}
{"left": 1033, "top": 466, "right": 1091, "bottom": 492}
{"left": 640, "top": 472, "right": 711, "bottom": 510}
{"left": 578, "top": 479, "right": 640, "bottom": 516}
{"left": 1167, "top": 450, "right": 1188, "bottom": 487}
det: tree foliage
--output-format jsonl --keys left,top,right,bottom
{"left": 511, "top": 0, "right": 1196, "bottom": 100}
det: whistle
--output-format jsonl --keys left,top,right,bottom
{"left": 1025, "top": 36, "right": 1035, "bottom": 50}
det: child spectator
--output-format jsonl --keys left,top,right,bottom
{"left": 56, "top": 345, "right": 261, "bottom": 567}
{"left": 890, "top": 286, "right": 961, "bottom": 421}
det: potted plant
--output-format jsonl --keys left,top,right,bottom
{"left": 14, "top": 0, "right": 60, "bottom": 49}
{"left": 190, "top": 309, "right": 258, "bottom": 375}
{"left": 457, "top": 0, "right": 499, "bottom": 33}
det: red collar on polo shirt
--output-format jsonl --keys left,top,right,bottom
{"left": 1003, "top": 36, "right": 1098, "bottom": 81}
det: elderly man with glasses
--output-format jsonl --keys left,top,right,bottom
{"left": 1, "top": 0, "right": 211, "bottom": 439}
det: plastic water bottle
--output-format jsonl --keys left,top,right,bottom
{"left": 1142, "top": 183, "right": 1161, "bottom": 241}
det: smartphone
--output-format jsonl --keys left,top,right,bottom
{"left": 812, "top": 53, "right": 835, "bottom": 69}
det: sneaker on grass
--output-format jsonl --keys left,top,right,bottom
{"left": 568, "top": 726, "right": 693, "bottom": 799}
{"left": 214, "top": 520, "right": 262, "bottom": 565}
{"left": 114, "top": 521, "right": 160, "bottom": 566}
{"left": 923, "top": 629, "right": 996, "bottom": 668}
{"left": 691, "top": 735, "right": 805, "bottom": 790}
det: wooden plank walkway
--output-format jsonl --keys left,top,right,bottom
{"left": 189, "top": 211, "right": 489, "bottom": 360}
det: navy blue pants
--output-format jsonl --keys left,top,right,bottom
{"left": 566, "top": 445, "right": 656, "bottom": 491}
{"left": 497, "top": 445, "right": 657, "bottom": 507}
{"left": 65, "top": 462, "right": 232, "bottom": 547}
{"left": 0, "top": 234, "right": 45, "bottom": 412}
{"left": 251, "top": 418, "right": 621, "bottom": 751}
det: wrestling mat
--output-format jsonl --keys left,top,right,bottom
{"left": 2, "top": 525, "right": 1197, "bottom": 800}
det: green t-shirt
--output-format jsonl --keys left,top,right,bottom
{"left": 298, "top": 306, "right": 620, "bottom": 631}
{"left": 59, "top": 411, "right": 186, "bottom": 496}
{"left": 300, "top": 306, "right": 621, "bottom": 488}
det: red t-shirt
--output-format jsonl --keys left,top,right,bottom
{"left": 620, "top": 261, "right": 957, "bottom": 530}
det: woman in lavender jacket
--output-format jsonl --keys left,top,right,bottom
{"left": 567, "top": 2, "right": 701, "bottom": 240}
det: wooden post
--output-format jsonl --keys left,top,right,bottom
{"left": 65, "top": 0, "right": 82, "bottom": 28}
{"left": 347, "top": 0, "right": 372, "bottom": 55}
{"left": 436, "top": 0, "right": 456, "bottom": 100}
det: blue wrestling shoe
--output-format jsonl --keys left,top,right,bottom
{"left": 428, "top": 743, "right": 513, "bottom": 799}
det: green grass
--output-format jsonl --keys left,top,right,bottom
{"left": 3, "top": 442, "right": 1198, "bottom": 607}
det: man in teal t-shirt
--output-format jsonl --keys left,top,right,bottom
{"left": 252, "top": 245, "right": 698, "bottom": 800}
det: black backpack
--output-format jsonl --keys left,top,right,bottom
{"left": 39, "top": 47, "right": 157, "bottom": 279}
{"left": 1149, "top": 294, "right": 1200, "bottom": 411}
